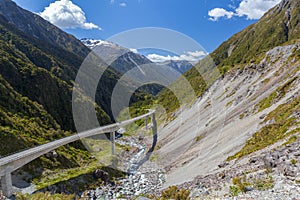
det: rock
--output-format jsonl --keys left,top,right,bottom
{"left": 138, "top": 135, "right": 144, "bottom": 141}
{"left": 263, "top": 153, "right": 279, "bottom": 168}
{"left": 218, "top": 172, "right": 226, "bottom": 179}
{"left": 288, "top": 147, "right": 297, "bottom": 153}
{"left": 284, "top": 165, "right": 297, "bottom": 177}
{"left": 294, "top": 151, "right": 300, "bottom": 157}
{"left": 259, "top": 114, "right": 266, "bottom": 119}
{"left": 245, "top": 186, "right": 254, "bottom": 192}
{"left": 249, "top": 156, "right": 259, "bottom": 164}
{"left": 279, "top": 162, "right": 298, "bottom": 177}
{"left": 94, "top": 169, "right": 110, "bottom": 182}
{"left": 218, "top": 162, "right": 229, "bottom": 168}
{"left": 45, "top": 150, "right": 58, "bottom": 159}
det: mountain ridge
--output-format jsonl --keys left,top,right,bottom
{"left": 211, "top": 0, "right": 300, "bottom": 68}
{"left": 0, "top": 0, "right": 90, "bottom": 58}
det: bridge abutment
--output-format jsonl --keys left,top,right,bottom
{"left": 1, "top": 172, "right": 13, "bottom": 197}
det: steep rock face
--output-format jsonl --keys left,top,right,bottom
{"left": 158, "top": 40, "right": 300, "bottom": 187}
{"left": 155, "top": 0, "right": 300, "bottom": 188}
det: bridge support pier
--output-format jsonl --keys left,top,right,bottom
{"left": 151, "top": 113, "right": 157, "bottom": 135}
{"left": 110, "top": 131, "right": 116, "bottom": 168}
{"left": 110, "top": 131, "right": 115, "bottom": 155}
{"left": 1, "top": 172, "right": 13, "bottom": 197}
{"left": 145, "top": 116, "right": 148, "bottom": 131}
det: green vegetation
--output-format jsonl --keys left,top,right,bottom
{"left": 239, "top": 113, "right": 245, "bottom": 119}
{"left": 35, "top": 166, "right": 126, "bottom": 194}
{"left": 149, "top": 153, "right": 159, "bottom": 162}
{"left": 262, "top": 78, "right": 270, "bottom": 85}
{"left": 0, "top": 3, "right": 129, "bottom": 189}
{"left": 229, "top": 185, "right": 241, "bottom": 196}
{"left": 211, "top": 0, "right": 300, "bottom": 69}
{"left": 15, "top": 192, "right": 76, "bottom": 200}
{"left": 1, "top": 0, "right": 300, "bottom": 198}
{"left": 256, "top": 77, "right": 298, "bottom": 112}
{"left": 155, "top": 186, "right": 190, "bottom": 200}
{"left": 142, "top": 186, "right": 190, "bottom": 200}
{"left": 0, "top": 73, "right": 100, "bottom": 182}
{"left": 228, "top": 95, "right": 300, "bottom": 161}
{"left": 226, "top": 100, "right": 234, "bottom": 107}
{"left": 230, "top": 174, "right": 273, "bottom": 196}
{"left": 226, "top": 90, "right": 236, "bottom": 98}
{"left": 283, "top": 135, "right": 298, "bottom": 146}
{"left": 232, "top": 176, "right": 249, "bottom": 194}
{"left": 195, "top": 135, "right": 202, "bottom": 142}
{"left": 291, "top": 159, "right": 298, "bottom": 165}
{"left": 253, "top": 175, "right": 274, "bottom": 191}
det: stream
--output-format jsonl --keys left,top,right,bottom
{"left": 83, "top": 136, "right": 166, "bottom": 199}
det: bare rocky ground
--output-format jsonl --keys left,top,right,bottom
{"left": 150, "top": 43, "right": 300, "bottom": 199}
{"left": 156, "top": 42, "right": 300, "bottom": 186}
{"left": 178, "top": 135, "right": 300, "bottom": 199}
{"left": 79, "top": 135, "right": 166, "bottom": 199}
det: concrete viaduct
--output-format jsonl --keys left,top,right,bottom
{"left": 0, "top": 110, "right": 157, "bottom": 197}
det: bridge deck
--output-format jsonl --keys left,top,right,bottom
{"left": 0, "top": 110, "right": 156, "bottom": 197}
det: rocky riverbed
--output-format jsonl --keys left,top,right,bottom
{"left": 81, "top": 135, "right": 166, "bottom": 199}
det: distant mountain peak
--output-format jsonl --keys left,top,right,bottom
{"left": 81, "top": 38, "right": 117, "bottom": 49}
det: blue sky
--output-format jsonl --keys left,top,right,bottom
{"left": 13, "top": 0, "right": 280, "bottom": 53}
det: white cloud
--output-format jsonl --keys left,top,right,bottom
{"left": 147, "top": 51, "right": 207, "bottom": 63}
{"left": 236, "top": 0, "right": 281, "bottom": 19}
{"left": 208, "top": 0, "right": 281, "bottom": 21}
{"left": 119, "top": 2, "right": 127, "bottom": 7}
{"left": 40, "top": 0, "right": 101, "bottom": 30}
{"left": 208, "top": 8, "right": 234, "bottom": 21}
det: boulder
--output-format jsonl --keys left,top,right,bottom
{"left": 249, "top": 156, "right": 259, "bottom": 164}
{"left": 218, "top": 162, "right": 229, "bottom": 168}
{"left": 263, "top": 153, "right": 279, "bottom": 168}
{"left": 45, "top": 150, "right": 58, "bottom": 159}
{"left": 278, "top": 163, "right": 297, "bottom": 177}
{"left": 94, "top": 169, "right": 110, "bottom": 182}
{"left": 284, "top": 165, "right": 297, "bottom": 177}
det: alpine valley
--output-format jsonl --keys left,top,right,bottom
{"left": 0, "top": 0, "right": 300, "bottom": 199}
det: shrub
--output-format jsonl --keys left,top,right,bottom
{"left": 232, "top": 176, "right": 247, "bottom": 193}
{"left": 160, "top": 186, "right": 190, "bottom": 200}
{"left": 229, "top": 185, "right": 241, "bottom": 196}
{"left": 253, "top": 175, "right": 274, "bottom": 190}
{"left": 15, "top": 192, "right": 76, "bottom": 200}
{"left": 291, "top": 159, "right": 297, "bottom": 165}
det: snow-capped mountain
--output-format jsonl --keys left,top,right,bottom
{"left": 81, "top": 39, "right": 194, "bottom": 75}
{"left": 81, "top": 38, "right": 152, "bottom": 74}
